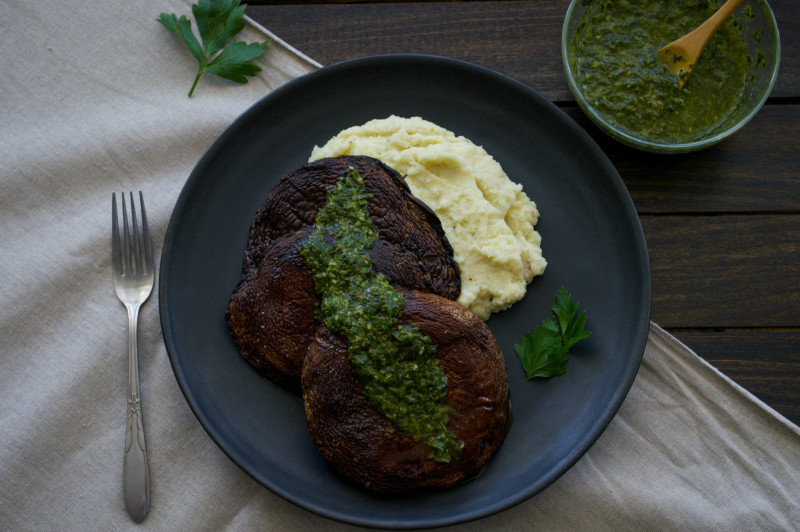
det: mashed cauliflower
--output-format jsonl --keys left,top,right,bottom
{"left": 310, "top": 116, "right": 546, "bottom": 320}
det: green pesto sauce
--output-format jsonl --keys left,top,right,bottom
{"left": 300, "top": 167, "right": 463, "bottom": 463}
{"left": 571, "top": 0, "right": 749, "bottom": 143}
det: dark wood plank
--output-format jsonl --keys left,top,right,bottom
{"left": 671, "top": 331, "right": 800, "bottom": 426}
{"left": 755, "top": 0, "right": 800, "bottom": 98}
{"left": 247, "top": 0, "right": 799, "bottom": 99}
{"left": 561, "top": 106, "right": 800, "bottom": 214}
{"left": 643, "top": 214, "right": 800, "bottom": 328}
{"left": 249, "top": 1, "right": 591, "bottom": 102}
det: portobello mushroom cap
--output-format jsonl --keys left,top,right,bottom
{"left": 227, "top": 229, "right": 318, "bottom": 392}
{"left": 227, "top": 156, "right": 462, "bottom": 393}
{"left": 301, "top": 288, "right": 511, "bottom": 493}
{"left": 243, "top": 155, "right": 460, "bottom": 300}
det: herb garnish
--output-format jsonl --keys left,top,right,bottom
{"left": 515, "top": 287, "right": 591, "bottom": 379}
{"left": 157, "top": 0, "right": 269, "bottom": 97}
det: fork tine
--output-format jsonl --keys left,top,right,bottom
{"left": 112, "top": 193, "right": 121, "bottom": 275}
{"left": 113, "top": 192, "right": 153, "bottom": 280}
{"left": 121, "top": 192, "right": 132, "bottom": 276}
{"left": 129, "top": 192, "right": 142, "bottom": 276}
{"left": 139, "top": 192, "right": 153, "bottom": 276}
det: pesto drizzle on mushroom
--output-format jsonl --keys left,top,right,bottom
{"left": 300, "top": 167, "right": 463, "bottom": 462}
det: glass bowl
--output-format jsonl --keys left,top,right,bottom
{"left": 561, "top": 0, "right": 780, "bottom": 153}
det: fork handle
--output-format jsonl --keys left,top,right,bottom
{"left": 124, "top": 303, "right": 150, "bottom": 522}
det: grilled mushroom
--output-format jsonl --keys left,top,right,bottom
{"left": 301, "top": 288, "right": 510, "bottom": 493}
{"left": 227, "top": 156, "right": 461, "bottom": 392}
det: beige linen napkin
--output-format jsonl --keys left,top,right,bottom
{"left": 1, "top": 1, "right": 798, "bottom": 530}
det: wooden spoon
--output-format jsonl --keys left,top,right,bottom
{"left": 657, "top": 0, "right": 745, "bottom": 89}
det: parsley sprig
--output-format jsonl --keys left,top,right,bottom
{"left": 515, "top": 287, "right": 591, "bottom": 379}
{"left": 157, "top": 0, "right": 269, "bottom": 97}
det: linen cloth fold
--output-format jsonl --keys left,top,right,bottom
{"left": 1, "top": 1, "right": 798, "bottom": 530}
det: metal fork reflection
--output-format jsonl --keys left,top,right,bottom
{"left": 111, "top": 192, "right": 153, "bottom": 523}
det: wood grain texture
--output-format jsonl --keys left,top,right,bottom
{"left": 642, "top": 215, "right": 800, "bottom": 328}
{"left": 245, "top": 0, "right": 800, "bottom": 426}
{"left": 560, "top": 106, "right": 800, "bottom": 214}
{"left": 247, "top": 0, "right": 799, "bottom": 99}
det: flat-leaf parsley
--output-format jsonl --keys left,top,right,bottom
{"left": 157, "top": 0, "right": 269, "bottom": 97}
{"left": 514, "top": 287, "right": 590, "bottom": 379}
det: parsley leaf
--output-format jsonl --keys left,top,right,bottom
{"left": 514, "top": 287, "right": 591, "bottom": 379}
{"left": 157, "top": 0, "right": 269, "bottom": 97}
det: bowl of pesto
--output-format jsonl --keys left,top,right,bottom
{"left": 562, "top": 0, "right": 780, "bottom": 153}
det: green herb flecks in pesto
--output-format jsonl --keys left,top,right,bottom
{"left": 571, "top": 0, "right": 749, "bottom": 143}
{"left": 300, "top": 167, "right": 463, "bottom": 463}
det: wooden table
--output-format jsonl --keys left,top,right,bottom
{"left": 247, "top": 0, "right": 800, "bottom": 426}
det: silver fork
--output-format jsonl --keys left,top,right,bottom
{"left": 112, "top": 192, "right": 153, "bottom": 523}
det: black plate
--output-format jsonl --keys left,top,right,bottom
{"left": 159, "top": 55, "right": 651, "bottom": 529}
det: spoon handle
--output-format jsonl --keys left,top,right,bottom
{"left": 689, "top": 0, "right": 746, "bottom": 50}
